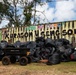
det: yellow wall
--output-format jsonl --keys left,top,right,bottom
{"left": 1, "top": 20, "right": 76, "bottom": 43}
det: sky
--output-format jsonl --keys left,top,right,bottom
{"left": 0, "top": 0, "right": 76, "bottom": 28}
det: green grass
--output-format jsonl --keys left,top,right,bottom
{"left": 1, "top": 61, "right": 76, "bottom": 75}
{"left": 14, "top": 62, "right": 76, "bottom": 72}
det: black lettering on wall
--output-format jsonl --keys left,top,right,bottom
{"left": 20, "top": 33, "right": 23, "bottom": 38}
{"left": 57, "top": 35, "right": 60, "bottom": 39}
{"left": 35, "top": 30, "right": 39, "bottom": 36}
{"left": 10, "top": 33, "right": 16, "bottom": 38}
{"left": 29, "top": 32, "right": 33, "bottom": 37}
{"left": 5, "top": 34, "right": 9, "bottom": 39}
{"left": 67, "top": 29, "right": 73, "bottom": 35}
{"left": 74, "top": 29, "right": 76, "bottom": 34}
{"left": 56, "top": 30, "right": 60, "bottom": 35}
{"left": 62, "top": 30, "right": 67, "bottom": 36}
{"left": 41, "top": 31, "right": 45, "bottom": 37}
{"left": 17, "top": 33, "right": 21, "bottom": 38}
{"left": 50, "top": 31, "right": 55, "bottom": 36}
{"left": 14, "top": 33, "right": 17, "bottom": 38}
{"left": 46, "top": 31, "right": 50, "bottom": 36}
{"left": 54, "top": 36, "right": 56, "bottom": 39}
{"left": 24, "top": 32, "right": 28, "bottom": 37}
{"left": 4, "top": 28, "right": 76, "bottom": 40}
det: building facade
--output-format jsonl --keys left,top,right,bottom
{"left": 0, "top": 20, "right": 76, "bottom": 43}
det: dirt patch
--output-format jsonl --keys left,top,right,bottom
{"left": 0, "top": 62, "right": 76, "bottom": 75}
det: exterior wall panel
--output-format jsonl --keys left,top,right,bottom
{"left": 1, "top": 20, "right": 76, "bottom": 43}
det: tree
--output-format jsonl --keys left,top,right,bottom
{"left": 23, "top": 0, "right": 43, "bottom": 25}
{"left": 0, "top": 0, "right": 21, "bottom": 27}
{"left": 0, "top": 0, "right": 68, "bottom": 27}
{"left": 0, "top": 0, "right": 43, "bottom": 27}
{"left": 0, "top": 1, "right": 10, "bottom": 23}
{"left": 1, "top": 0, "right": 56, "bottom": 27}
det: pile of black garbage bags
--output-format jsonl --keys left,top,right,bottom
{"left": 27, "top": 37, "right": 75, "bottom": 65}
{"left": 24, "top": 37, "right": 76, "bottom": 65}
{"left": 0, "top": 37, "right": 76, "bottom": 65}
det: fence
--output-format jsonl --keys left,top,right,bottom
{"left": 1, "top": 20, "right": 76, "bottom": 43}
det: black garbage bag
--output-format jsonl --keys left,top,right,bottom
{"left": 62, "top": 44, "right": 73, "bottom": 56}
{"left": 0, "top": 46, "right": 4, "bottom": 56}
{"left": 32, "top": 49, "right": 47, "bottom": 62}
{"left": 56, "top": 44, "right": 73, "bottom": 62}
{"left": 57, "top": 46, "right": 65, "bottom": 53}
{"left": 62, "top": 39, "right": 70, "bottom": 45}
{"left": 30, "top": 47, "right": 52, "bottom": 62}
{"left": 30, "top": 47, "right": 41, "bottom": 62}
{"left": 70, "top": 51, "right": 76, "bottom": 60}
{"left": 55, "top": 41, "right": 63, "bottom": 47}
{"left": 34, "top": 47, "right": 41, "bottom": 58}
{"left": 30, "top": 47, "right": 39, "bottom": 55}
{"left": 0, "top": 40, "right": 8, "bottom": 60}
{"left": 47, "top": 52, "right": 60, "bottom": 65}
{"left": 61, "top": 54, "right": 70, "bottom": 62}
{"left": 27, "top": 41, "right": 36, "bottom": 49}
{"left": 0, "top": 40, "right": 8, "bottom": 49}
{"left": 13, "top": 41, "right": 21, "bottom": 48}
{"left": 64, "top": 48, "right": 73, "bottom": 56}
{"left": 22, "top": 41, "right": 36, "bottom": 49}
{"left": 36, "top": 37, "right": 45, "bottom": 42}
{"left": 36, "top": 41, "right": 44, "bottom": 47}
{"left": 0, "top": 49, "right": 4, "bottom": 55}
{"left": 31, "top": 46, "right": 58, "bottom": 62}
{"left": 45, "top": 38, "right": 55, "bottom": 47}
{"left": 45, "top": 47, "right": 53, "bottom": 55}
{"left": 38, "top": 48, "right": 51, "bottom": 59}
{"left": 21, "top": 41, "right": 31, "bottom": 48}
{"left": 20, "top": 42, "right": 26, "bottom": 48}
{"left": 36, "top": 37, "right": 45, "bottom": 47}
{"left": 58, "top": 38, "right": 70, "bottom": 45}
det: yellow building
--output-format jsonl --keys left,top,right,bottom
{"left": 0, "top": 20, "right": 76, "bottom": 43}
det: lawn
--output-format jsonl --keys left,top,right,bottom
{"left": 0, "top": 62, "right": 76, "bottom": 75}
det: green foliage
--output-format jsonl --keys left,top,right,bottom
{"left": 0, "top": 2, "right": 9, "bottom": 16}
{"left": 0, "top": 0, "right": 43, "bottom": 27}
